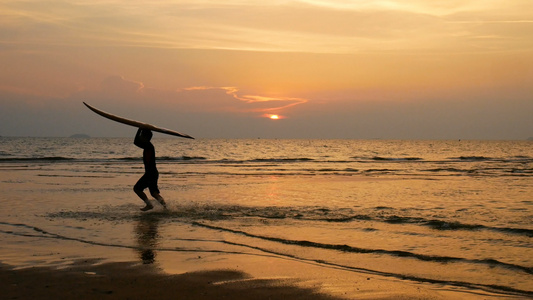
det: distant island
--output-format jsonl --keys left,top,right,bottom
{"left": 69, "top": 134, "right": 91, "bottom": 138}
{"left": 528, "top": 137, "right": 533, "bottom": 141}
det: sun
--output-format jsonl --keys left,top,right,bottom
{"left": 262, "top": 113, "right": 284, "bottom": 120}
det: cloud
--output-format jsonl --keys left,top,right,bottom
{"left": 73, "top": 76, "right": 309, "bottom": 119}
{"left": 1, "top": 73, "right": 531, "bottom": 139}
{"left": 181, "top": 86, "right": 308, "bottom": 114}
{"left": 100, "top": 76, "right": 144, "bottom": 95}
{"left": 2, "top": 0, "right": 531, "bottom": 54}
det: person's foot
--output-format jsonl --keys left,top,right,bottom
{"left": 157, "top": 199, "right": 167, "bottom": 209}
{"left": 140, "top": 204, "right": 154, "bottom": 211}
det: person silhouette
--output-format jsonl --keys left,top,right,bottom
{"left": 133, "top": 128, "right": 167, "bottom": 211}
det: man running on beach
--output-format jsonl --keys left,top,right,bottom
{"left": 134, "top": 128, "right": 167, "bottom": 211}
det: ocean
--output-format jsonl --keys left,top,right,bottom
{"left": 0, "top": 137, "right": 531, "bottom": 297}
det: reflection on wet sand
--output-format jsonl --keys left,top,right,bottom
{"left": 134, "top": 214, "right": 161, "bottom": 264}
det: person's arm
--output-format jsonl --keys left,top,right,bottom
{"left": 134, "top": 128, "right": 143, "bottom": 148}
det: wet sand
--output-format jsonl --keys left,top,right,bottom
{"left": 0, "top": 262, "right": 422, "bottom": 300}
{"left": 1, "top": 254, "right": 516, "bottom": 300}
{"left": 1, "top": 260, "right": 341, "bottom": 300}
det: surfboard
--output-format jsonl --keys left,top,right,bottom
{"left": 83, "top": 102, "right": 194, "bottom": 139}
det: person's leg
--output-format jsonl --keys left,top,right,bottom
{"left": 149, "top": 174, "right": 166, "bottom": 209}
{"left": 134, "top": 175, "right": 153, "bottom": 211}
{"left": 152, "top": 192, "right": 166, "bottom": 209}
{"left": 136, "top": 189, "right": 154, "bottom": 211}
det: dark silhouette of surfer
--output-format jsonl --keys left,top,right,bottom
{"left": 134, "top": 128, "right": 167, "bottom": 211}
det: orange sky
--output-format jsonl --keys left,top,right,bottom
{"left": 1, "top": 0, "right": 532, "bottom": 139}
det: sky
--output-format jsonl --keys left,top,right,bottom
{"left": 1, "top": 0, "right": 532, "bottom": 139}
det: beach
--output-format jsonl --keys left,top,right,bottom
{"left": 2, "top": 260, "right": 345, "bottom": 300}
{"left": 0, "top": 255, "right": 460, "bottom": 300}
{"left": 1, "top": 258, "right": 474, "bottom": 300}
{"left": 1, "top": 138, "right": 531, "bottom": 299}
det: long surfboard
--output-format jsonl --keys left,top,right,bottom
{"left": 83, "top": 102, "right": 194, "bottom": 139}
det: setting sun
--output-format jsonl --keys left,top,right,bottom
{"left": 270, "top": 115, "right": 280, "bottom": 120}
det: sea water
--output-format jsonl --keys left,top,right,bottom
{"left": 0, "top": 137, "right": 531, "bottom": 297}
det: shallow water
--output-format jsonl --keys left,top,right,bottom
{"left": 0, "top": 137, "right": 531, "bottom": 297}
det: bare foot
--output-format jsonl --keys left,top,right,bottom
{"left": 140, "top": 204, "right": 154, "bottom": 211}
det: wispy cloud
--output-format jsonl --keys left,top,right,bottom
{"left": 2, "top": 0, "right": 531, "bottom": 53}
{"left": 181, "top": 86, "right": 308, "bottom": 115}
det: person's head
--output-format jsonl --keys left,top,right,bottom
{"left": 140, "top": 129, "right": 153, "bottom": 142}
